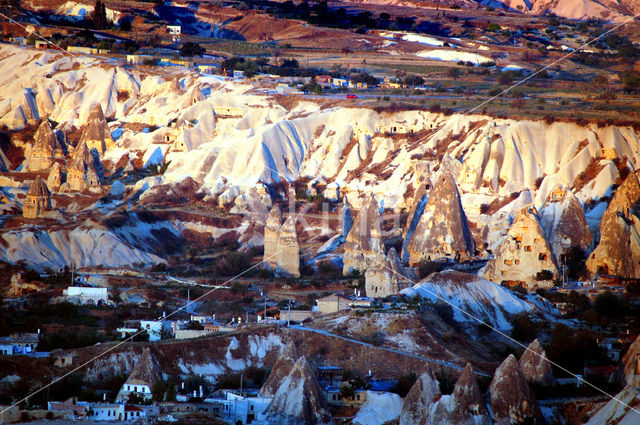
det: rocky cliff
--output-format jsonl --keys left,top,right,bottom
{"left": 539, "top": 184, "right": 592, "bottom": 262}
{"left": 264, "top": 356, "right": 333, "bottom": 425}
{"left": 259, "top": 341, "right": 298, "bottom": 397}
{"left": 428, "top": 363, "right": 492, "bottom": 425}
{"left": 587, "top": 171, "right": 640, "bottom": 278}
{"left": 518, "top": 339, "right": 554, "bottom": 386}
{"left": 489, "top": 354, "right": 541, "bottom": 425}
{"left": 343, "top": 195, "right": 383, "bottom": 275}
{"left": 398, "top": 364, "right": 441, "bottom": 425}
{"left": 405, "top": 173, "right": 475, "bottom": 265}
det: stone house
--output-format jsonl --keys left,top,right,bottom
{"left": 22, "top": 176, "right": 51, "bottom": 218}
{"left": 66, "top": 142, "right": 101, "bottom": 191}
{"left": 483, "top": 206, "right": 559, "bottom": 290}
{"left": 27, "top": 120, "right": 66, "bottom": 171}
{"left": 365, "top": 248, "right": 411, "bottom": 298}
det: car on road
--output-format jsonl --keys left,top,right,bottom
{"left": 346, "top": 94, "right": 358, "bottom": 99}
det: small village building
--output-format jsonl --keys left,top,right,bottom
{"left": 315, "top": 75, "right": 333, "bottom": 85}
{"left": 140, "top": 320, "right": 173, "bottom": 341}
{"left": 0, "top": 405, "right": 19, "bottom": 424}
{"left": 48, "top": 398, "right": 89, "bottom": 418}
{"left": 214, "top": 392, "right": 271, "bottom": 425}
{"left": 27, "top": 120, "right": 66, "bottom": 171}
{"left": 53, "top": 353, "right": 76, "bottom": 367}
{"left": 35, "top": 40, "right": 55, "bottom": 50}
{"left": 126, "top": 54, "right": 154, "bottom": 65}
{"left": 88, "top": 404, "right": 123, "bottom": 421}
{"left": 7, "top": 272, "right": 42, "bottom": 297}
{"left": 316, "top": 294, "right": 351, "bottom": 314}
{"left": 63, "top": 286, "right": 110, "bottom": 305}
{"left": 160, "top": 401, "right": 222, "bottom": 416}
{"left": 67, "top": 46, "right": 100, "bottom": 55}
{"left": 283, "top": 310, "right": 316, "bottom": 323}
{"left": 22, "top": 176, "right": 51, "bottom": 219}
{"left": 123, "top": 405, "right": 145, "bottom": 421}
{"left": 332, "top": 78, "right": 348, "bottom": 87}
{"left": 0, "top": 332, "right": 40, "bottom": 355}
{"left": 167, "top": 25, "right": 181, "bottom": 42}
{"left": 116, "top": 348, "right": 164, "bottom": 402}
{"left": 317, "top": 366, "right": 343, "bottom": 388}
{"left": 197, "top": 64, "right": 217, "bottom": 74}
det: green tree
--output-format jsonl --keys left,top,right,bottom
{"left": 180, "top": 42, "right": 205, "bottom": 57}
{"left": 620, "top": 71, "right": 640, "bottom": 93}
{"left": 447, "top": 67, "right": 460, "bottom": 80}
{"left": 118, "top": 16, "right": 132, "bottom": 32}
{"left": 152, "top": 381, "right": 165, "bottom": 402}
{"left": 339, "top": 384, "right": 355, "bottom": 399}
{"left": 594, "top": 291, "right": 625, "bottom": 322}
{"left": 510, "top": 312, "right": 540, "bottom": 342}
{"left": 92, "top": 0, "right": 107, "bottom": 30}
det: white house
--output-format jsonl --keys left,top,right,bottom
{"left": 167, "top": 25, "right": 181, "bottom": 35}
{"left": 123, "top": 405, "right": 146, "bottom": 421}
{"left": 88, "top": 404, "right": 123, "bottom": 421}
{"left": 63, "top": 286, "right": 110, "bottom": 305}
{"left": 167, "top": 25, "right": 181, "bottom": 42}
{"left": 0, "top": 332, "right": 40, "bottom": 355}
{"left": 116, "top": 348, "right": 164, "bottom": 403}
{"left": 0, "top": 343, "right": 13, "bottom": 355}
{"left": 140, "top": 320, "right": 172, "bottom": 341}
{"left": 211, "top": 392, "right": 272, "bottom": 425}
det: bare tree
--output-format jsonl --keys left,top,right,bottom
{"left": 272, "top": 46, "right": 283, "bottom": 66}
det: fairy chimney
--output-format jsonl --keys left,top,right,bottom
{"left": 81, "top": 104, "right": 115, "bottom": 156}
{"left": 23, "top": 176, "right": 51, "bottom": 218}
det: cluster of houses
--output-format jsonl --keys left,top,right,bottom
{"left": 38, "top": 347, "right": 388, "bottom": 424}
{"left": 116, "top": 314, "right": 235, "bottom": 342}
{"left": 0, "top": 332, "right": 40, "bottom": 356}
{"left": 314, "top": 75, "right": 368, "bottom": 89}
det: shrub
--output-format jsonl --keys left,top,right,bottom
{"left": 488, "top": 87, "right": 502, "bottom": 97}
{"left": 536, "top": 270, "right": 554, "bottom": 281}
{"left": 416, "top": 259, "right": 444, "bottom": 278}
{"left": 180, "top": 42, "right": 205, "bottom": 57}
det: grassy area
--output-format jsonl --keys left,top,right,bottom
{"left": 369, "top": 62, "right": 452, "bottom": 76}
{"left": 208, "top": 40, "right": 276, "bottom": 56}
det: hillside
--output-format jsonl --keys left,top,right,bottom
{"left": 0, "top": 43, "right": 638, "bottom": 269}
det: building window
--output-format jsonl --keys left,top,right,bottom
{"left": 524, "top": 246, "right": 531, "bottom": 252}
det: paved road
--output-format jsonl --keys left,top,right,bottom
{"left": 289, "top": 325, "right": 491, "bottom": 377}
